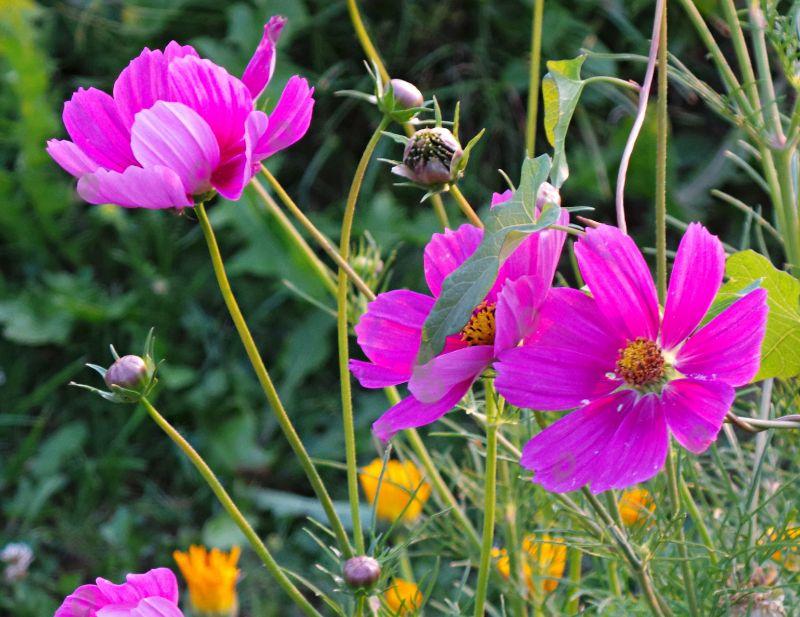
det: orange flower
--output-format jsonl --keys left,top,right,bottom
{"left": 493, "top": 534, "right": 567, "bottom": 594}
{"left": 767, "top": 526, "right": 800, "bottom": 571}
{"left": 173, "top": 545, "right": 240, "bottom": 616}
{"left": 618, "top": 488, "right": 655, "bottom": 527}
{"left": 359, "top": 458, "right": 431, "bottom": 524}
{"left": 384, "top": 578, "right": 422, "bottom": 615}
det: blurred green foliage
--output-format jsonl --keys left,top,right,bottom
{"left": 0, "top": 0, "right": 795, "bottom": 614}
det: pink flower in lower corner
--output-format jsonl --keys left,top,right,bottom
{"left": 55, "top": 567, "right": 183, "bottom": 617}
{"left": 495, "top": 223, "right": 768, "bottom": 494}
{"left": 47, "top": 15, "right": 313, "bottom": 209}
{"left": 350, "top": 188, "right": 568, "bottom": 441}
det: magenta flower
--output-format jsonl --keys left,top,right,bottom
{"left": 55, "top": 567, "right": 183, "bottom": 617}
{"left": 350, "top": 188, "right": 568, "bottom": 440}
{"left": 495, "top": 223, "right": 768, "bottom": 494}
{"left": 47, "top": 15, "right": 313, "bottom": 209}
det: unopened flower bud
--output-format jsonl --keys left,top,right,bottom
{"left": 389, "top": 79, "right": 423, "bottom": 109}
{"left": 393, "top": 127, "right": 463, "bottom": 187}
{"left": 536, "top": 181, "right": 561, "bottom": 209}
{"left": 105, "top": 355, "right": 148, "bottom": 390}
{"left": 343, "top": 556, "right": 381, "bottom": 589}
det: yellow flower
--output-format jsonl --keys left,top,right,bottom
{"left": 384, "top": 578, "right": 422, "bottom": 615}
{"left": 173, "top": 545, "right": 240, "bottom": 616}
{"left": 359, "top": 458, "right": 431, "bottom": 524}
{"left": 767, "top": 526, "right": 800, "bottom": 571}
{"left": 493, "top": 534, "right": 567, "bottom": 594}
{"left": 618, "top": 488, "right": 655, "bottom": 527}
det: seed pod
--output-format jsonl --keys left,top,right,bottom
{"left": 343, "top": 556, "right": 381, "bottom": 589}
{"left": 105, "top": 355, "right": 148, "bottom": 390}
{"left": 389, "top": 79, "right": 424, "bottom": 109}
{"left": 392, "top": 127, "right": 463, "bottom": 187}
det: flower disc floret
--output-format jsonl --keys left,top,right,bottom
{"left": 616, "top": 337, "right": 666, "bottom": 388}
{"left": 460, "top": 301, "right": 497, "bottom": 347}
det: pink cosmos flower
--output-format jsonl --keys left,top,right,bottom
{"left": 350, "top": 188, "right": 568, "bottom": 440}
{"left": 55, "top": 567, "right": 183, "bottom": 617}
{"left": 47, "top": 16, "right": 313, "bottom": 209}
{"left": 495, "top": 223, "right": 768, "bottom": 494}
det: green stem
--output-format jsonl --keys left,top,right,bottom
{"left": 338, "top": 117, "right": 391, "bottom": 555}
{"left": 719, "top": 0, "right": 762, "bottom": 126}
{"left": 665, "top": 446, "right": 698, "bottom": 616}
{"left": 583, "top": 75, "right": 641, "bottom": 92}
{"left": 501, "top": 459, "right": 527, "bottom": 617}
{"left": 607, "top": 560, "right": 622, "bottom": 598}
{"left": 194, "top": 203, "right": 353, "bottom": 558}
{"left": 473, "top": 378, "right": 499, "bottom": 617}
{"left": 449, "top": 184, "right": 483, "bottom": 227}
{"left": 345, "top": 0, "right": 389, "bottom": 83}
{"left": 679, "top": 478, "right": 719, "bottom": 565}
{"left": 140, "top": 398, "right": 321, "bottom": 617}
{"left": 566, "top": 547, "right": 583, "bottom": 613}
{"left": 526, "top": 0, "right": 545, "bottom": 157}
{"left": 655, "top": 3, "right": 668, "bottom": 304}
{"left": 432, "top": 196, "right": 451, "bottom": 228}
{"left": 258, "top": 167, "right": 375, "bottom": 299}
{"left": 748, "top": 2, "right": 783, "bottom": 140}
{"left": 248, "top": 177, "right": 337, "bottom": 296}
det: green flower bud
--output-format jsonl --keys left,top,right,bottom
{"left": 389, "top": 79, "right": 424, "bottom": 109}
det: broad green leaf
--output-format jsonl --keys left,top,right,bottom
{"left": 417, "top": 155, "right": 559, "bottom": 364}
{"left": 717, "top": 250, "right": 800, "bottom": 380}
{"left": 542, "top": 55, "right": 587, "bottom": 189}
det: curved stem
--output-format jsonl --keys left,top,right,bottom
{"left": 346, "top": 0, "right": 389, "bottom": 84}
{"left": 194, "top": 203, "right": 353, "bottom": 558}
{"left": 258, "top": 168, "right": 375, "bottom": 299}
{"left": 583, "top": 75, "right": 641, "bottom": 92}
{"left": 432, "top": 197, "right": 451, "bottom": 228}
{"left": 473, "top": 378, "right": 499, "bottom": 617}
{"left": 615, "top": 0, "right": 665, "bottom": 234}
{"left": 338, "top": 117, "right": 392, "bottom": 555}
{"left": 449, "top": 185, "right": 483, "bottom": 228}
{"left": 526, "top": 0, "right": 545, "bottom": 157}
{"left": 140, "top": 398, "right": 321, "bottom": 617}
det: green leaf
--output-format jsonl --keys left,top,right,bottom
{"left": 417, "top": 155, "right": 558, "bottom": 364}
{"left": 542, "top": 55, "right": 587, "bottom": 188}
{"left": 718, "top": 250, "right": 800, "bottom": 380}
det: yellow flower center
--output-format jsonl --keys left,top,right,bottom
{"left": 616, "top": 337, "right": 666, "bottom": 388}
{"left": 173, "top": 545, "right": 240, "bottom": 615}
{"left": 460, "top": 301, "right": 497, "bottom": 347}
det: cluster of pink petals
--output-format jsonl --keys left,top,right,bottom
{"left": 350, "top": 188, "right": 568, "bottom": 440}
{"left": 47, "top": 16, "right": 313, "bottom": 209}
{"left": 55, "top": 567, "right": 182, "bottom": 617}
{"left": 495, "top": 223, "right": 767, "bottom": 493}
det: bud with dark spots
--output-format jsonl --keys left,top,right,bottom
{"left": 389, "top": 79, "right": 424, "bottom": 109}
{"left": 392, "top": 127, "right": 463, "bottom": 187}
{"left": 105, "top": 355, "right": 148, "bottom": 390}
{"left": 343, "top": 556, "right": 381, "bottom": 589}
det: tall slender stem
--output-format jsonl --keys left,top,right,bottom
{"left": 194, "top": 203, "right": 353, "bottom": 557}
{"left": 345, "top": 0, "right": 389, "bottom": 84}
{"left": 655, "top": 3, "right": 668, "bottom": 304}
{"left": 664, "top": 447, "right": 698, "bottom": 616}
{"left": 566, "top": 546, "right": 583, "bottom": 613}
{"left": 449, "top": 185, "right": 483, "bottom": 228}
{"left": 338, "top": 117, "right": 392, "bottom": 555}
{"left": 526, "top": 0, "right": 545, "bottom": 157}
{"left": 248, "top": 177, "right": 337, "bottom": 296}
{"left": 615, "top": 0, "right": 666, "bottom": 234}
{"left": 257, "top": 168, "right": 375, "bottom": 298}
{"left": 473, "top": 378, "right": 499, "bottom": 617}
{"left": 679, "top": 477, "right": 719, "bottom": 565}
{"left": 140, "top": 398, "right": 322, "bottom": 617}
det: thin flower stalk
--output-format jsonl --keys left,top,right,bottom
{"left": 139, "top": 397, "right": 322, "bottom": 617}
{"left": 526, "top": 0, "right": 545, "bottom": 157}
{"left": 449, "top": 184, "right": 483, "bottom": 228}
{"left": 615, "top": 0, "right": 665, "bottom": 234}
{"left": 473, "top": 378, "right": 499, "bottom": 617}
{"left": 194, "top": 203, "right": 353, "bottom": 558}
{"left": 338, "top": 116, "right": 392, "bottom": 554}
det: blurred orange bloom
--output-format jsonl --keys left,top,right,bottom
{"left": 359, "top": 458, "right": 431, "bottom": 524}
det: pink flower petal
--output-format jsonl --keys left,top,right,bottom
{"left": 493, "top": 273, "right": 549, "bottom": 354}
{"left": 495, "top": 288, "right": 622, "bottom": 410}
{"left": 253, "top": 76, "right": 315, "bottom": 161}
{"left": 125, "top": 569, "right": 178, "bottom": 603}
{"left": 574, "top": 224, "right": 660, "bottom": 341}
{"left": 490, "top": 189, "right": 513, "bottom": 208}
{"left": 349, "top": 360, "right": 411, "bottom": 388}
{"left": 129, "top": 597, "right": 185, "bottom": 617}
{"left": 55, "top": 584, "right": 107, "bottom": 617}
{"left": 352, "top": 290, "right": 434, "bottom": 384}
{"left": 521, "top": 390, "right": 668, "bottom": 493}
{"left": 46, "top": 139, "right": 100, "bottom": 178}
{"left": 77, "top": 165, "right": 192, "bottom": 209}
{"left": 675, "top": 288, "right": 767, "bottom": 386}
{"left": 63, "top": 87, "right": 136, "bottom": 172}
{"left": 661, "top": 379, "right": 734, "bottom": 454}
{"left": 373, "top": 381, "right": 471, "bottom": 441}
{"left": 168, "top": 56, "right": 253, "bottom": 154}
{"left": 131, "top": 102, "right": 220, "bottom": 195}
{"left": 241, "top": 16, "right": 287, "bottom": 100}
{"left": 113, "top": 44, "right": 198, "bottom": 128}
{"left": 423, "top": 224, "right": 483, "bottom": 297}
{"left": 408, "top": 345, "right": 494, "bottom": 403}
{"left": 210, "top": 110, "right": 266, "bottom": 200}
{"left": 661, "top": 223, "right": 726, "bottom": 350}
